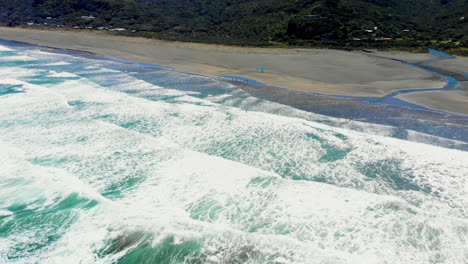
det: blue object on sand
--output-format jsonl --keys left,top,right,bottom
{"left": 258, "top": 66, "right": 264, "bottom": 73}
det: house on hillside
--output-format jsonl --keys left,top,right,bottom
{"left": 81, "top": 15, "right": 96, "bottom": 20}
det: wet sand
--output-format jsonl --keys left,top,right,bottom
{"left": 362, "top": 50, "right": 438, "bottom": 64}
{"left": 0, "top": 27, "right": 466, "bottom": 115}
{"left": 0, "top": 27, "right": 444, "bottom": 97}
{"left": 397, "top": 82, "right": 468, "bottom": 116}
{"left": 430, "top": 57, "right": 468, "bottom": 76}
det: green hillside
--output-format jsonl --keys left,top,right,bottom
{"left": 0, "top": 0, "right": 467, "bottom": 51}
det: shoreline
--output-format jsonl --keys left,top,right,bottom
{"left": 0, "top": 27, "right": 467, "bottom": 115}
{"left": 1, "top": 35, "right": 468, "bottom": 148}
{"left": 46, "top": 40, "right": 468, "bottom": 118}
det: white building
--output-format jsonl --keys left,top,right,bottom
{"left": 81, "top": 15, "right": 96, "bottom": 20}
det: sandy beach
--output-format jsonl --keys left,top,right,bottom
{"left": 397, "top": 82, "right": 468, "bottom": 116}
{"left": 0, "top": 27, "right": 467, "bottom": 115}
{"left": 430, "top": 57, "right": 468, "bottom": 75}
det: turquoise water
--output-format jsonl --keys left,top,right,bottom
{"left": 0, "top": 42, "right": 468, "bottom": 264}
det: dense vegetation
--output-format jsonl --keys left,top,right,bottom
{"left": 0, "top": 0, "right": 467, "bottom": 52}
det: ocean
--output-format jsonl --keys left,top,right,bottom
{"left": 0, "top": 41, "right": 467, "bottom": 264}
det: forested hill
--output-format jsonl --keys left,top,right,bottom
{"left": 0, "top": 0, "right": 467, "bottom": 51}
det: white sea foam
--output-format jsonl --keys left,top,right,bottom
{"left": 0, "top": 55, "right": 36, "bottom": 61}
{"left": 79, "top": 66, "right": 121, "bottom": 74}
{"left": 0, "top": 45, "right": 13, "bottom": 51}
{"left": 48, "top": 71, "right": 78, "bottom": 78}
{"left": 43, "top": 61, "right": 72, "bottom": 66}
{"left": 0, "top": 78, "right": 69, "bottom": 114}
{"left": 0, "top": 141, "right": 105, "bottom": 205}
{"left": 0, "top": 67, "right": 42, "bottom": 79}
